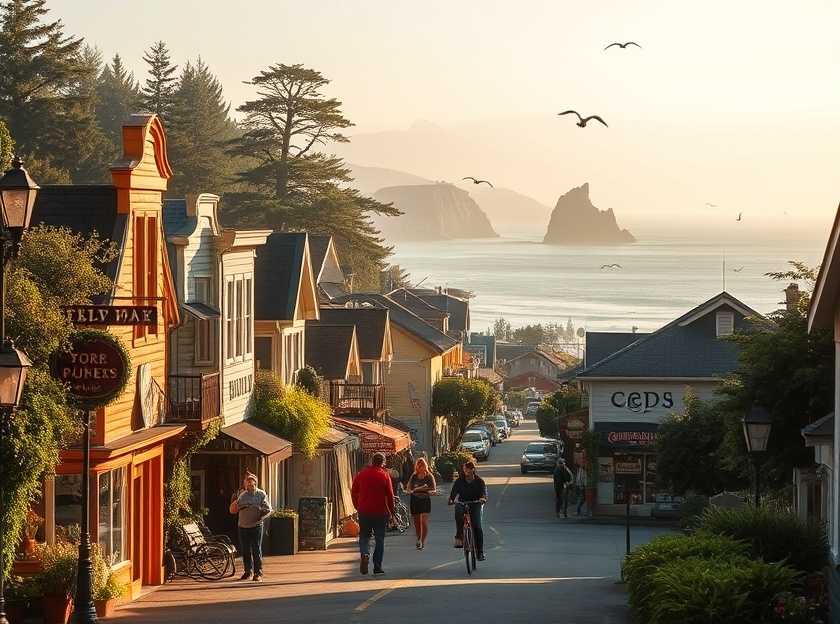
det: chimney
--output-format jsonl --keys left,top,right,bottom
{"left": 437, "top": 286, "right": 442, "bottom": 294}
{"left": 784, "top": 283, "right": 801, "bottom": 312}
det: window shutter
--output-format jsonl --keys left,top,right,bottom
{"left": 716, "top": 311, "right": 735, "bottom": 337}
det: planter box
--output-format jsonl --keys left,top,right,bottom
{"left": 43, "top": 594, "right": 73, "bottom": 624}
{"left": 266, "top": 515, "right": 298, "bottom": 556}
{"left": 95, "top": 598, "right": 116, "bottom": 619}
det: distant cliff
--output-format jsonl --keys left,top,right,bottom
{"left": 373, "top": 184, "right": 498, "bottom": 241}
{"left": 543, "top": 183, "right": 635, "bottom": 245}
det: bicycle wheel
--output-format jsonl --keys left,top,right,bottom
{"left": 195, "top": 544, "right": 231, "bottom": 580}
{"left": 463, "top": 525, "right": 474, "bottom": 575}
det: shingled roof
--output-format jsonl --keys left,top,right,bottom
{"left": 305, "top": 323, "right": 358, "bottom": 380}
{"left": 584, "top": 332, "right": 647, "bottom": 368}
{"left": 254, "top": 232, "right": 307, "bottom": 321}
{"left": 314, "top": 306, "right": 389, "bottom": 360}
{"left": 578, "top": 292, "right": 761, "bottom": 379}
{"left": 411, "top": 289, "right": 470, "bottom": 337}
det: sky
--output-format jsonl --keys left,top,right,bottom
{"left": 48, "top": 0, "right": 840, "bottom": 240}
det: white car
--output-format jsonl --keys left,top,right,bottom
{"left": 460, "top": 429, "right": 491, "bottom": 461}
{"left": 493, "top": 416, "right": 511, "bottom": 439}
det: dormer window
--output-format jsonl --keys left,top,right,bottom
{"left": 716, "top": 311, "right": 735, "bottom": 337}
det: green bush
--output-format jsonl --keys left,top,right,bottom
{"left": 648, "top": 556, "right": 800, "bottom": 624}
{"left": 253, "top": 371, "right": 331, "bottom": 459}
{"left": 679, "top": 493, "right": 709, "bottom": 529}
{"left": 433, "top": 450, "right": 475, "bottom": 481}
{"left": 296, "top": 365, "right": 322, "bottom": 397}
{"left": 624, "top": 532, "right": 749, "bottom": 622}
{"left": 697, "top": 505, "right": 828, "bottom": 572}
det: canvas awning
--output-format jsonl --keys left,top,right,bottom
{"left": 217, "top": 420, "right": 293, "bottom": 463}
{"left": 181, "top": 302, "right": 220, "bottom": 320}
{"left": 333, "top": 417, "right": 410, "bottom": 454}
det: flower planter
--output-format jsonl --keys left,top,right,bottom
{"left": 95, "top": 598, "right": 117, "bottom": 619}
{"left": 266, "top": 515, "right": 298, "bottom": 555}
{"left": 21, "top": 536, "right": 37, "bottom": 558}
{"left": 43, "top": 594, "right": 73, "bottom": 624}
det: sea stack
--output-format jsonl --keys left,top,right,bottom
{"left": 543, "top": 183, "right": 635, "bottom": 245}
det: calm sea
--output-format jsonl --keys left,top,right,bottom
{"left": 388, "top": 235, "right": 826, "bottom": 333}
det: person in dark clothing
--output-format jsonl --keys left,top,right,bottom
{"left": 553, "top": 460, "right": 574, "bottom": 518}
{"left": 448, "top": 461, "right": 488, "bottom": 560}
{"left": 401, "top": 451, "right": 415, "bottom": 488}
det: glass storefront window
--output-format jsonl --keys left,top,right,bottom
{"left": 611, "top": 453, "right": 656, "bottom": 505}
{"left": 54, "top": 474, "right": 82, "bottom": 542}
{"left": 644, "top": 456, "right": 658, "bottom": 503}
{"left": 98, "top": 468, "right": 126, "bottom": 563}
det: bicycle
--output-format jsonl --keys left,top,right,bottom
{"left": 454, "top": 500, "right": 484, "bottom": 575}
{"left": 389, "top": 495, "right": 410, "bottom": 533}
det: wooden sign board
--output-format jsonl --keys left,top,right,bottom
{"left": 298, "top": 497, "right": 332, "bottom": 551}
{"left": 63, "top": 305, "right": 157, "bottom": 326}
{"left": 51, "top": 331, "right": 130, "bottom": 408}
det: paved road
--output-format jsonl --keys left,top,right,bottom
{"left": 115, "top": 420, "right": 671, "bottom": 624}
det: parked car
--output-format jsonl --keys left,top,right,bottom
{"left": 525, "top": 402, "right": 540, "bottom": 418}
{"left": 651, "top": 494, "right": 683, "bottom": 519}
{"left": 520, "top": 441, "right": 561, "bottom": 473}
{"left": 469, "top": 421, "right": 500, "bottom": 446}
{"left": 460, "top": 429, "right": 491, "bottom": 461}
{"left": 493, "top": 415, "right": 511, "bottom": 439}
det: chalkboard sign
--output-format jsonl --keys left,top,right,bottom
{"left": 298, "top": 497, "right": 332, "bottom": 550}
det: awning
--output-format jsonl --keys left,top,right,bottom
{"left": 333, "top": 417, "right": 410, "bottom": 454}
{"left": 594, "top": 422, "right": 659, "bottom": 451}
{"left": 318, "top": 426, "right": 354, "bottom": 448}
{"left": 181, "top": 302, "right": 220, "bottom": 320}
{"left": 217, "top": 420, "right": 293, "bottom": 463}
{"left": 802, "top": 412, "right": 833, "bottom": 448}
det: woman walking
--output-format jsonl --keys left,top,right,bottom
{"left": 406, "top": 457, "right": 436, "bottom": 550}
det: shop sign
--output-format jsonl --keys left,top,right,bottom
{"left": 51, "top": 330, "right": 130, "bottom": 408}
{"left": 611, "top": 391, "right": 674, "bottom": 414}
{"left": 359, "top": 431, "right": 395, "bottom": 453}
{"left": 614, "top": 458, "right": 642, "bottom": 475}
{"left": 606, "top": 430, "right": 657, "bottom": 446}
{"left": 63, "top": 304, "right": 157, "bottom": 326}
{"left": 565, "top": 417, "right": 587, "bottom": 440}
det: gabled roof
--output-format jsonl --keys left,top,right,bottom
{"left": 388, "top": 288, "right": 448, "bottom": 320}
{"left": 578, "top": 292, "right": 761, "bottom": 379}
{"left": 333, "top": 293, "right": 458, "bottom": 354}
{"left": 305, "top": 323, "right": 359, "bottom": 380}
{"left": 412, "top": 290, "right": 470, "bottom": 336}
{"left": 809, "top": 202, "right": 840, "bottom": 332}
{"left": 585, "top": 332, "right": 647, "bottom": 368}
{"left": 802, "top": 412, "right": 833, "bottom": 442}
{"left": 31, "top": 186, "right": 124, "bottom": 300}
{"left": 254, "top": 232, "right": 318, "bottom": 322}
{"left": 314, "top": 306, "right": 391, "bottom": 361}
{"left": 505, "top": 348, "right": 576, "bottom": 370}
{"left": 309, "top": 235, "right": 331, "bottom": 279}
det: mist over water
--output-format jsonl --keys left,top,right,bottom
{"left": 390, "top": 235, "right": 823, "bottom": 333}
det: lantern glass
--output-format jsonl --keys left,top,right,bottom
{"left": 742, "top": 421, "right": 771, "bottom": 453}
{"left": 1, "top": 188, "right": 31, "bottom": 229}
{"left": 0, "top": 345, "right": 32, "bottom": 407}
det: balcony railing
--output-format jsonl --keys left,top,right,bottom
{"left": 324, "top": 381, "right": 386, "bottom": 418}
{"left": 167, "top": 373, "right": 221, "bottom": 428}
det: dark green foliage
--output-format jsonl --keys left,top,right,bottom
{"left": 624, "top": 532, "right": 750, "bottom": 622}
{"left": 433, "top": 449, "right": 476, "bottom": 481}
{"left": 679, "top": 493, "right": 709, "bottom": 529}
{"left": 535, "top": 386, "right": 583, "bottom": 438}
{"left": 164, "top": 420, "right": 220, "bottom": 533}
{"left": 647, "top": 556, "right": 799, "bottom": 624}
{"left": 96, "top": 53, "right": 140, "bottom": 160}
{"left": 295, "top": 365, "right": 321, "bottom": 397}
{"left": 492, "top": 317, "right": 580, "bottom": 345}
{"left": 167, "top": 58, "right": 239, "bottom": 196}
{"left": 379, "top": 264, "right": 410, "bottom": 293}
{"left": 697, "top": 505, "right": 828, "bottom": 573}
{"left": 504, "top": 390, "right": 527, "bottom": 410}
{"left": 0, "top": 118, "right": 12, "bottom": 170}
{"left": 432, "top": 376, "right": 499, "bottom": 448}
{"left": 141, "top": 40, "right": 177, "bottom": 120}
{"left": 656, "top": 391, "right": 739, "bottom": 496}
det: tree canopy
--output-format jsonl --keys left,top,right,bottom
{"left": 432, "top": 377, "right": 499, "bottom": 448}
{"left": 141, "top": 40, "right": 177, "bottom": 121}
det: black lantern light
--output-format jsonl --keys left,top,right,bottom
{"left": 0, "top": 343, "right": 31, "bottom": 408}
{"left": 0, "top": 156, "right": 39, "bottom": 242}
{"left": 742, "top": 405, "right": 772, "bottom": 454}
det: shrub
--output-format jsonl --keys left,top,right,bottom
{"left": 433, "top": 450, "right": 475, "bottom": 481}
{"left": 648, "top": 556, "right": 800, "bottom": 624}
{"left": 253, "top": 371, "right": 331, "bottom": 459}
{"left": 697, "top": 505, "right": 828, "bottom": 572}
{"left": 296, "top": 366, "right": 322, "bottom": 397}
{"left": 679, "top": 493, "right": 709, "bottom": 529}
{"left": 35, "top": 541, "right": 78, "bottom": 597}
{"left": 624, "top": 532, "right": 749, "bottom": 622}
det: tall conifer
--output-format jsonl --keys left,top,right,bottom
{"left": 141, "top": 40, "right": 177, "bottom": 120}
{"left": 97, "top": 53, "right": 141, "bottom": 158}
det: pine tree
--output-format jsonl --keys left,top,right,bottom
{"left": 96, "top": 53, "right": 141, "bottom": 158}
{"left": 141, "top": 40, "right": 177, "bottom": 120}
{"left": 225, "top": 63, "right": 400, "bottom": 289}
{"left": 65, "top": 44, "right": 111, "bottom": 182}
{"left": 167, "top": 58, "right": 238, "bottom": 196}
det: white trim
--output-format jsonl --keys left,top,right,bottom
{"left": 678, "top": 296, "right": 756, "bottom": 326}
{"left": 581, "top": 376, "right": 722, "bottom": 382}
{"left": 809, "top": 203, "right": 840, "bottom": 332}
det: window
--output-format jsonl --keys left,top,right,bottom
{"left": 235, "top": 280, "right": 244, "bottom": 357}
{"left": 193, "top": 277, "right": 211, "bottom": 304}
{"left": 255, "top": 337, "right": 272, "bottom": 370}
{"left": 98, "top": 468, "right": 126, "bottom": 563}
{"left": 54, "top": 474, "right": 82, "bottom": 542}
{"left": 226, "top": 280, "right": 234, "bottom": 360}
{"left": 133, "top": 215, "right": 159, "bottom": 339}
{"left": 362, "top": 362, "right": 375, "bottom": 384}
{"left": 716, "top": 311, "right": 735, "bottom": 337}
{"left": 245, "top": 278, "right": 253, "bottom": 356}
{"left": 193, "top": 277, "right": 213, "bottom": 365}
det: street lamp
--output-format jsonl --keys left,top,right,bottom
{"left": 742, "top": 405, "right": 773, "bottom": 506}
{"left": 0, "top": 156, "right": 37, "bottom": 624}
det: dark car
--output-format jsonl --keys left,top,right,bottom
{"left": 520, "top": 441, "right": 560, "bottom": 473}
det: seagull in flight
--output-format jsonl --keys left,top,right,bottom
{"left": 558, "top": 110, "right": 608, "bottom": 128}
{"left": 733, "top": 267, "right": 744, "bottom": 273}
{"left": 604, "top": 41, "right": 642, "bottom": 51}
{"left": 736, "top": 212, "right": 743, "bottom": 221}
{"left": 600, "top": 263, "right": 622, "bottom": 270}
{"left": 705, "top": 202, "right": 718, "bottom": 208}
{"left": 462, "top": 176, "right": 494, "bottom": 188}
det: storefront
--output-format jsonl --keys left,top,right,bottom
{"left": 594, "top": 423, "right": 659, "bottom": 515}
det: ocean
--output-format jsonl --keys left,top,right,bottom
{"left": 388, "top": 235, "right": 826, "bottom": 334}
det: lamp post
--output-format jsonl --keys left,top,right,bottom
{"left": 742, "top": 404, "right": 773, "bottom": 507}
{"left": 0, "top": 156, "right": 38, "bottom": 624}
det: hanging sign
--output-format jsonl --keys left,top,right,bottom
{"left": 62, "top": 305, "right": 157, "bottom": 327}
{"left": 51, "top": 329, "right": 131, "bottom": 409}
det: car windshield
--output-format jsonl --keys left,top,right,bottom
{"left": 525, "top": 443, "right": 555, "bottom": 454}
{"left": 463, "top": 432, "right": 482, "bottom": 443}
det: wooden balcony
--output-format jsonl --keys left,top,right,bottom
{"left": 167, "top": 373, "right": 221, "bottom": 430}
{"left": 324, "top": 381, "right": 386, "bottom": 419}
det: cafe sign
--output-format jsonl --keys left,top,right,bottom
{"left": 63, "top": 305, "right": 157, "bottom": 327}
{"left": 51, "top": 329, "right": 131, "bottom": 408}
{"left": 606, "top": 430, "right": 657, "bottom": 446}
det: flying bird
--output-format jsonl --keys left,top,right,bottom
{"left": 558, "top": 110, "right": 608, "bottom": 128}
{"left": 462, "top": 176, "right": 494, "bottom": 188}
{"left": 604, "top": 41, "right": 642, "bottom": 51}
{"left": 733, "top": 267, "right": 744, "bottom": 273}
{"left": 736, "top": 212, "right": 743, "bottom": 221}
{"left": 705, "top": 202, "right": 718, "bottom": 208}
{"left": 600, "top": 263, "right": 622, "bottom": 270}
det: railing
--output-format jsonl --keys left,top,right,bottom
{"left": 167, "top": 373, "right": 221, "bottom": 427}
{"left": 324, "top": 381, "right": 386, "bottom": 417}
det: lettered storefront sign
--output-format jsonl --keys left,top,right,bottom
{"left": 51, "top": 329, "right": 130, "bottom": 408}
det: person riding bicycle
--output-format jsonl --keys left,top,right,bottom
{"left": 448, "top": 460, "right": 488, "bottom": 561}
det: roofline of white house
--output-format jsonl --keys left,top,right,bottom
{"left": 579, "top": 376, "right": 723, "bottom": 383}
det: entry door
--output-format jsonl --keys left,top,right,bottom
{"left": 255, "top": 337, "right": 272, "bottom": 370}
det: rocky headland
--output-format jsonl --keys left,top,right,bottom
{"left": 543, "top": 183, "right": 635, "bottom": 245}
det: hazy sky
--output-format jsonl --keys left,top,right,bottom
{"left": 48, "top": 0, "right": 840, "bottom": 239}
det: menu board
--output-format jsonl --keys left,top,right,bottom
{"left": 298, "top": 497, "right": 330, "bottom": 550}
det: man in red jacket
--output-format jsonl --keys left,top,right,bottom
{"left": 351, "top": 452, "right": 396, "bottom": 575}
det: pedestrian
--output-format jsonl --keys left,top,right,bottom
{"left": 448, "top": 460, "right": 488, "bottom": 561}
{"left": 401, "top": 450, "right": 415, "bottom": 489}
{"left": 351, "top": 452, "right": 396, "bottom": 576}
{"left": 553, "top": 460, "right": 573, "bottom": 518}
{"left": 574, "top": 463, "right": 588, "bottom": 516}
{"left": 228, "top": 472, "right": 272, "bottom": 581}
{"left": 406, "top": 457, "right": 436, "bottom": 550}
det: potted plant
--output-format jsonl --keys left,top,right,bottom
{"left": 265, "top": 508, "right": 299, "bottom": 555}
{"left": 94, "top": 570, "right": 126, "bottom": 619}
{"left": 36, "top": 542, "right": 78, "bottom": 624}
{"left": 22, "top": 509, "right": 44, "bottom": 558}
{"left": 6, "top": 574, "right": 39, "bottom": 622}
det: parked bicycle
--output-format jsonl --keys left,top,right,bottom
{"left": 388, "top": 495, "right": 410, "bottom": 533}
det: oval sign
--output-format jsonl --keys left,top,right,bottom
{"left": 51, "top": 330, "right": 130, "bottom": 408}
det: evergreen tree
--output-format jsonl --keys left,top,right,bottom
{"left": 141, "top": 40, "right": 177, "bottom": 120}
{"left": 96, "top": 52, "right": 141, "bottom": 156}
{"left": 225, "top": 63, "right": 400, "bottom": 289}
{"left": 167, "top": 58, "right": 238, "bottom": 196}
{"left": 64, "top": 44, "right": 111, "bottom": 182}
